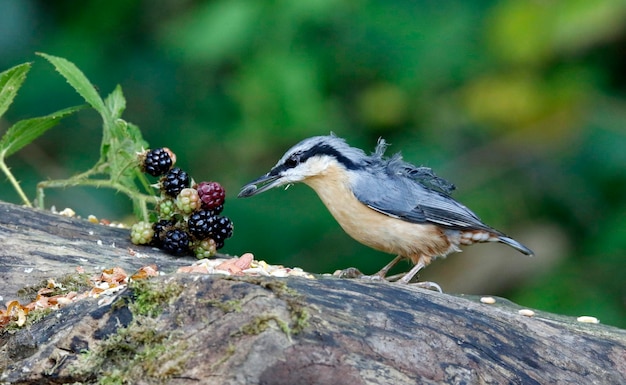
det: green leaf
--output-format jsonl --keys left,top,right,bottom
{"left": 0, "top": 105, "right": 85, "bottom": 158}
{"left": 124, "top": 121, "right": 149, "bottom": 148}
{"left": 36, "top": 53, "right": 109, "bottom": 121}
{"left": 0, "top": 62, "right": 32, "bottom": 119}
{"left": 105, "top": 84, "right": 127, "bottom": 120}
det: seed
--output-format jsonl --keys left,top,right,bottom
{"left": 576, "top": 316, "right": 599, "bottom": 324}
{"left": 518, "top": 309, "right": 535, "bottom": 317}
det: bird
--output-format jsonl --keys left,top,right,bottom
{"left": 238, "top": 135, "right": 533, "bottom": 289}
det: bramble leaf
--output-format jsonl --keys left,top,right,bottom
{"left": 0, "top": 62, "right": 32, "bottom": 119}
{"left": 36, "top": 53, "right": 109, "bottom": 123}
{"left": 0, "top": 105, "right": 85, "bottom": 158}
{"left": 105, "top": 84, "right": 127, "bottom": 120}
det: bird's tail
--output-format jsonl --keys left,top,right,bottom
{"left": 498, "top": 236, "right": 534, "bottom": 256}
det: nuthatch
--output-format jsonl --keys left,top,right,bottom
{"left": 239, "top": 135, "right": 533, "bottom": 288}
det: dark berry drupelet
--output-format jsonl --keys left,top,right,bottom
{"left": 151, "top": 219, "right": 175, "bottom": 246}
{"left": 162, "top": 167, "right": 190, "bottom": 197}
{"left": 142, "top": 148, "right": 173, "bottom": 177}
{"left": 187, "top": 210, "right": 213, "bottom": 239}
{"left": 206, "top": 204, "right": 223, "bottom": 216}
{"left": 207, "top": 216, "right": 234, "bottom": 248}
{"left": 162, "top": 229, "right": 190, "bottom": 255}
{"left": 196, "top": 181, "right": 226, "bottom": 211}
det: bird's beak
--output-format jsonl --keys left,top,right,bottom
{"left": 238, "top": 172, "right": 284, "bottom": 198}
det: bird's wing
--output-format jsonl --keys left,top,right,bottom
{"left": 352, "top": 174, "right": 495, "bottom": 232}
{"left": 401, "top": 165, "right": 456, "bottom": 195}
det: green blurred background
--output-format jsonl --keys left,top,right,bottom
{"left": 1, "top": 0, "right": 625, "bottom": 327}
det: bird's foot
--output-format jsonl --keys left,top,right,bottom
{"left": 333, "top": 266, "right": 441, "bottom": 291}
{"left": 394, "top": 269, "right": 443, "bottom": 292}
{"left": 333, "top": 268, "right": 388, "bottom": 282}
{"left": 410, "top": 281, "right": 443, "bottom": 293}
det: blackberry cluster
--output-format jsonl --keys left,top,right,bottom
{"left": 130, "top": 148, "right": 234, "bottom": 258}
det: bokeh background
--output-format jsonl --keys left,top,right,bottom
{"left": 1, "top": 0, "right": 625, "bottom": 327}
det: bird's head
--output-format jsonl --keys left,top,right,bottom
{"left": 238, "top": 135, "right": 366, "bottom": 198}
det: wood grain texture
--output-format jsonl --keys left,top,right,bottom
{"left": 1, "top": 201, "right": 625, "bottom": 384}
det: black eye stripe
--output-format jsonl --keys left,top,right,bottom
{"left": 273, "top": 142, "right": 359, "bottom": 175}
{"left": 298, "top": 144, "right": 358, "bottom": 170}
{"left": 285, "top": 153, "right": 301, "bottom": 167}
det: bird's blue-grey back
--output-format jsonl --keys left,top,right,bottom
{"left": 349, "top": 140, "right": 497, "bottom": 233}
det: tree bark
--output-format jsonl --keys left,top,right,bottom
{"left": 1, "top": 201, "right": 625, "bottom": 384}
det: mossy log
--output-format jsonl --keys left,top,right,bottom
{"left": 1, "top": 201, "right": 626, "bottom": 384}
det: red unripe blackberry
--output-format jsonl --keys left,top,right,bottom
{"left": 162, "top": 167, "right": 190, "bottom": 197}
{"left": 142, "top": 148, "right": 173, "bottom": 177}
{"left": 162, "top": 229, "right": 190, "bottom": 255}
{"left": 196, "top": 181, "right": 226, "bottom": 211}
{"left": 187, "top": 210, "right": 213, "bottom": 239}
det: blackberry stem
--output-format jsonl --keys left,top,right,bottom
{"left": 37, "top": 177, "right": 158, "bottom": 221}
{"left": 0, "top": 159, "right": 32, "bottom": 207}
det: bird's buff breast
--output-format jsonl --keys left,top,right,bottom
{"left": 304, "top": 167, "right": 452, "bottom": 263}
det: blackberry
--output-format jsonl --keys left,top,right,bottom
{"left": 196, "top": 181, "right": 226, "bottom": 211}
{"left": 156, "top": 198, "right": 176, "bottom": 220}
{"left": 130, "top": 221, "right": 154, "bottom": 245}
{"left": 162, "top": 229, "right": 190, "bottom": 255}
{"left": 208, "top": 204, "right": 224, "bottom": 216}
{"left": 151, "top": 219, "right": 175, "bottom": 246}
{"left": 192, "top": 238, "right": 217, "bottom": 259}
{"left": 162, "top": 167, "right": 190, "bottom": 197}
{"left": 187, "top": 210, "right": 213, "bottom": 239}
{"left": 142, "top": 148, "right": 173, "bottom": 177}
{"left": 176, "top": 188, "right": 201, "bottom": 214}
{"left": 208, "top": 216, "right": 234, "bottom": 244}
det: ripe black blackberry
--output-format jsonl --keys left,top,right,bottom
{"left": 187, "top": 210, "right": 213, "bottom": 239}
{"left": 162, "top": 167, "right": 190, "bottom": 197}
{"left": 162, "top": 229, "right": 190, "bottom": 255}
{"left": 142, "top": 148, "right": 173, "bottom": 177}
{"left": 206, "top": 204, "right": 223, "bottom": 216}
{"left": 151, "top": 219, "right": 175, "bottom": 246}
{"left": 196, "top": 181, "right": 226, "bottom": 211}
{"left": 208, "top": 216, "right": 234, "bottom": 247}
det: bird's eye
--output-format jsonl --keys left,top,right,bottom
{"left": 285, "top": 153, "right": 300, "bottom": 168}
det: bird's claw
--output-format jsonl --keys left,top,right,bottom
{"left": 335, "top": 268, "right": 442, "bottom": 292}
{"left": 410, "top": 281, "right": 443, "bottom": 293}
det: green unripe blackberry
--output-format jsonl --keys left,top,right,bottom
{"left": 192, "top": 238, "right": 217, "bottom": 259}
{"left": 130, "top": 221, "right": 154, "bottom": 245}
{"left": 196, "top": 181, "right": 226, "bottom": 211}
{"left": 176, "top": 188, "right": 201, "bottom": 214}
{"left": 162, "top": 229, "right": 190, "bottom": 255}
{"left": 162, "top": 167, "right": 190, "bottom": 197}
{"left": 142, "top": 148, "right": 173, "bottom": 177}
{"left": 156, "top": 198, "right": 176, "bottom": 220}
